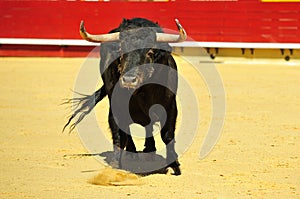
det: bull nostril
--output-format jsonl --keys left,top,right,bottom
{"left": 131, "top": 77, "right": 137, "bottom": 83}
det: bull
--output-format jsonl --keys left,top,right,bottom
{"left": 64, "top": 18, "right": 187, "bottom": 175}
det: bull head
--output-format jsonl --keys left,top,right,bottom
{"left": 80, "top": 19, "right": 186, "bottom": 89}
{"left": 119, "top": 31, "right": 156, "bottom": 88}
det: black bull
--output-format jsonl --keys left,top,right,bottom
{"left": 64, "top": 18, "right": 187, "bottom": 175}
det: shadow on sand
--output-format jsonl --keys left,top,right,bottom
{"left": 64, "top": 151, "right": 168, "bottom": 175}
{"left": 100, "top": 151, "right": 168, "bottom": 175}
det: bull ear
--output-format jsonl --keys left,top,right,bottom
{"left": 122, "top": 18, "right": 129, "bottom": 25}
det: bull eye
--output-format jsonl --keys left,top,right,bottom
{"left": 146, "top": 50, "right": 154, "bottom": 58}
{"left": 117, "top": 64, "right": 122, "bottom": 73}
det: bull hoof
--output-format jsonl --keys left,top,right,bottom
{"left": 167, "top": 160, "right": 181, "bottom": 175}
{"left": 171, "top": 166, "right": 181, "bottom": 176}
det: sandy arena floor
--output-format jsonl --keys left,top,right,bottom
{"left": 0, "top": 57, "right": 299, "bottom": 198}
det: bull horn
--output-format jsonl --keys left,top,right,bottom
{"left": 80, "top": 20, "right": 120, "bottom": 43}
{"left": 156, "top": 19, "right": 187, "bottom": 43}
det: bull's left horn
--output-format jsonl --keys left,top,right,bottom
{"left": 80, "top": 20, "right": 120, "bottom": 43}
{"left": 156, "top": 19, "right": 187, "bottom": 43}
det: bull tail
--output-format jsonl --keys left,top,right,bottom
{"left": 63, "top": 85, "right": 107, "bottom": 133}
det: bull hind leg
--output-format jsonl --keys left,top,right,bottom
{"left": 119, "top": 129, "right": 139, "bottom": 169}
{"left": 143, "top": 124, "right": 156, "bottom": 153}
{"left": 120, "top": 130, "right": 138, "bottom": 153}
{"left": 126, "top": 134, "right": 137, "bottom": 153}
{"left": 160, "top": 101, "right": 181, "bottom": 175}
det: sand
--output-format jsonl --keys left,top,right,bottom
{"left": 0, "top": 57, "right": 299, "bottom": 198}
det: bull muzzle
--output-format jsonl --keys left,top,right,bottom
{"left": 120, "top": 73, "right": 140, "bottom": 89}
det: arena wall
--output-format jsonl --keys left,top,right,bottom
{"left": 0, "top": 0, "right": 299, "bottom": 57}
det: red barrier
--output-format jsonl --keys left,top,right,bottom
{"left": 0, "top": 0, "right": 299, "bottom": 56}
{"left": 1, "top": 0, "right": 299, "bottom": 43}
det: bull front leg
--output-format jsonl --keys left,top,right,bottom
{"left": 108, "top": 109, "right": 137, "bottom": 169}
{"left": 160, "top": 100, "right": 181, "bottom": 175}
{"left": 108, "top": 109, "right": 122, "bottom": 168}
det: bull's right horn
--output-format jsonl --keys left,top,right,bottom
{"left": 80, "top": 20, "right": 120, "bottom": 43}
{"left": 156, "top": 19, "right": 187, "bottom": 43}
